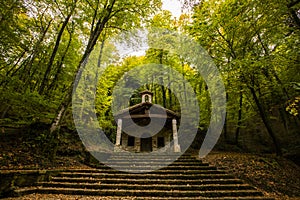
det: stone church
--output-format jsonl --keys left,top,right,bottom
{"left": 114, "top": 91, "right": 181, "bottom": 153}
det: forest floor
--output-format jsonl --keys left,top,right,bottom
{"left": 201, "top": 151, "right": 300, "bottom": 200}
{"left": 1, "top": 128, "right": 300, "bottom": 199}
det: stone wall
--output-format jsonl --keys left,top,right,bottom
{"left": 0, "top": 170, "right": 60, "bottom": 198}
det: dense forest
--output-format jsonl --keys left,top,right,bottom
{"left": 0, "top": 0, "right": 299, "bottom": 165}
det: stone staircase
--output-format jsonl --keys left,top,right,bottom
{"left": 15, "top": 154, "right": 274, "bottom": 199}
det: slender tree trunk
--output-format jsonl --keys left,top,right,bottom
{"left": 181, "top": 61, "right": 187, "bottom": 104}
{"left": 235, "top": 91, "right": 243, "bottom": 145}
{"left": 48, "top": 27, "right": 74, "bottom": 94}
{"left": 223, "top": 93, "right": 228, "bottom": 142}
{"left": 39, "top": 10, "right": 74, "bottom": 95}
{"left": 279, "top": 107, "right": 289, "bottom": 132}
{"left": 50, "top": 94, "right": 71, "bottom": 133}
{"left": 154, "top": 84, "right": 158, "bottom": 104}
{"left": 257, "top": 32, "right": 292, "bottom": 137}
{"left": 249, "top": 86, "right": 282, "bottom": 156}
{"left": 158, "top": 49, "right": 166, "bottom": 107}
{"left": 168, "top": 73, "right": 172, "bottom": 108}
{"left": 95, "top": 37, "right": 106, "bottom": 85}
{"left": 151, "top": 75, "right": 155, "bottom": 99}
{"left": 159, "top": 77, "right": 167, "bottom": 108}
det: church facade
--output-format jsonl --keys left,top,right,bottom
{"left": 114, "top": 91, "right": 181, "bottom": 153}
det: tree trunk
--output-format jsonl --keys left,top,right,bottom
{"left": 182, "top": 61, "right": 187, "bottom": 104}
{"left": 50, "top": 95, "right": 70, "bottom": 134}
{"left": 39, "top": 10, "right": 74, "bottom": 95}
{"left": 159, "top": 77, "right": 167, "bottom": 108}
{"left": 168, "top": 70, "right": 172, "bottom": 108}
{"left": 235, "top": 91, "right": 243, "bottom": 145}
{"left": 154, "top": 84, "right": 158, "bottom": 104}
{"left": 158, "top": 50, "right": 167, "bottom": 108}
{"left": 223, "top": 93, "right": 228, "bottom": 142}
{"left": 249, "top": 86, "right": 282, "bottom": 156}
{"left": 95, "top": 37, "right": 106, "bottom": 85}
{"left": 47, "top": 26, "right": 74, "bottom": 94}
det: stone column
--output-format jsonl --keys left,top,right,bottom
{"left": 172, "top": 119, "right": 181, "bottom": 152}
{"left": 152, "top": 135, "right": 158, "bottom": 151}
{"left": 116, "top": 119, "right": 122, "bottom": 146}
{"left": 135, "top": 137, "right": 141, "bottom": 152}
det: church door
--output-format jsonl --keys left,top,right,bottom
{"left": 141, "top": 137, "right": 152, "bottom": 152}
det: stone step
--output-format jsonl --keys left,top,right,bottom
{"left": 138, "top": 198, "right": 274, "bottom": 200}
{"left": 94, "top": 158, "right": 195, "bottom": 162}
{"left": 10, "top": 153, "right": 274, "bottom": 199}
{"left": 68, "top": 165, "right": 217, "bottom": 172}
{"left": 116, "top": 155, "right": 198, "bottom": 159}
{"left": 54, "top": 172, "right": 234, "bottom": 179}
{"left": 16, "top": 187, "right": 264, "bottom": 198}
{"left": 54, "top": 169, "right": 226, "bottom": 174}
{"left": 50, "top": 177, "right": 245, "bottom": 185}
{"left": 170, "top": 162, "right": 209, "bottom": 166}
{"left": 102, "top": 161, "right": 209, "bottom": 166}
{"left": 101, "top": 153, "right": 186, "bottom": 157}
{"left": 39, "top": 182, "right": 255, "bottom": 191}
{"left": 106, "top": 156, "right": 202, "bottom": 162}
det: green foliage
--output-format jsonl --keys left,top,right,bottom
{"left": 286, "top": 82, "right": 300, "bottom": 116}
{"left": 0, "top": 0, "right": 163, "bottom": 128}
{"left": 187, "top": 0, "right": 300, "bottom": 153}
{"left": 0, "top": 88, "right": 57, "bottom": 127}
{"left": 0, "top": 0, "right": 299, "bottom": 156}
{"left": 286, "top": 96, "right": 300, "bottom": 116}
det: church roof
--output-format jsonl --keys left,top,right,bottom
{"left": 114, "top": 102, "right": 180, "bottom": 119}
{"left": 139, "top": 90, "right": 153, "bottom": 95}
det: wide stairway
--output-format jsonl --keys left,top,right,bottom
{"left": 16, "top": 154, "right": 274, "bottom": 199}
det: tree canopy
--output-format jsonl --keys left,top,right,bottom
{"left": 0, "top": 0, "right": 299, "bottom": 158}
